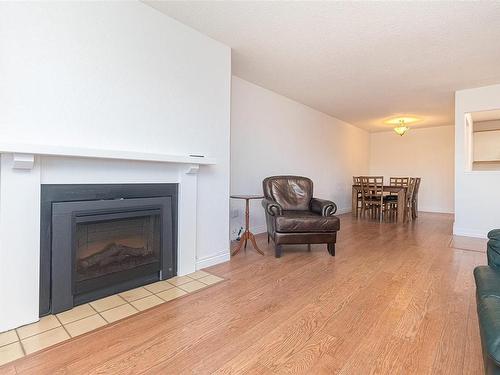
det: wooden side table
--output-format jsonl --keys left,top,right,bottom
{"left": 230, "top": 195, "right": 264, "bottom": 256}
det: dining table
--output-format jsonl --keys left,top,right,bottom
{"left": 352, "top": 185, "right": 407, "bottom": 223}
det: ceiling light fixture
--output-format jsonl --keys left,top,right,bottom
{"left": 384, "top": 116, "right": 421, "bottom": 136}
{"left": 394, "top": 119, "right": 409, "bottom": 136}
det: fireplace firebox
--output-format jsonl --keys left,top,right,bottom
{"left": 40, "top": 184, "right": 178, "bottom": 315}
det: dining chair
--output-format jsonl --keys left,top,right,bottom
{"left": 383, "top": 177, "right": 408, "bottom": 220}
{"left": 405, "top": 177, "right": 417, "bottom": 222}
{"left": 412, "top": 177, "right": 421, "bottom": 219}
{"left": 389, "top": 177, "right": 409, "bottom": 187}
{"left": 360, "top": 176, "right": 386, "bottom": 222}
{"left": 353, "top": 176, "right": 362, "bottom": 217}
{"left": 387, "top": 177, "right": 409, "bottom": 200}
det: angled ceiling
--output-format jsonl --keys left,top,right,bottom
{"left": 145, "top": 1, "right": 500, "bottom": 132}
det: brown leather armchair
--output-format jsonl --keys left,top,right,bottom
{"left": 262, "top": 176, "right": 340, "bottom": 258}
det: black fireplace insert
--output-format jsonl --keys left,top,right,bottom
{"left": 40, "top": 184, "right": 178, "bottom": 315}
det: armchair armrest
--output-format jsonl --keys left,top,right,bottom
{"left": 262, "top": 198, "right": 283, "bottom": 216}
{"left": 310, "top": 198, "right": 337, "bottom": 216}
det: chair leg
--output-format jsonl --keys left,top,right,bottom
{"left": 307, "top": 244, "right": 311, "bottom": 251}
{"left": 267, "top": 233, "right": 270, "bottom": 243}
{"left": 327, "top": 243, "right": 335, "bottom": 256}
{"left": 275, "top": 244, "right": 282, "bottom": 258}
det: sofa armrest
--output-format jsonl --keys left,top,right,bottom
{"left": 310, "top": 198, "right": 337, "bottom": 216}
{"left": 488, "top": 229, "right": 500, "bottom": 241}
{"left": 488, "top": 229, "right": 500, "bottom": 269}
{"left": 262, "top": 198, "right": 283, "bottom": 216}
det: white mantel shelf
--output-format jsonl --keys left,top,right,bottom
{"left": 0, "top": 142, "right": 216, "bottom": 165}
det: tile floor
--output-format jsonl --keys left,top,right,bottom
{"left": 449, "top": 235, "right": 488, "bottom": 253}
{"left": 0, "top": 270, "right": 223, "bottom": 366}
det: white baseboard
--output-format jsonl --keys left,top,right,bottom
{"left": 196, "top": 251, "right": 230, "bottom": 269}
{"left": 453, "top": 225, "right": 488, "bottom": 239}
{"left": 336, "top": 207, "right": 351, "bottom": 215}
{"left": 419, "top": 206, "right": 454, "bottom": 214}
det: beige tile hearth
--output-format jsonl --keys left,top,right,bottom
{"left": 143, "top": 280, "right": 175, "bottom": 294}
{"left": 178, "top": 280, "right": 206, "bottom": 293}
{"left": 130, "top": 295, "right": 164, "bottom": 311}
{"left": 21, "top": 327, "right": 69, "bottom": 355}
{"left": 157, "top": 287, "right": 188, "bottom": 301}
{"left": 187, "top": 270, "right": 210, "bottom": 279}
{"left": 0, "top": 270, "right": 224, "bottom": 366}
{"left": 198, "top": 274, "right": 224, "bottom": 285}
{"left": 64, "top": 314, "right": 107, "bottom": 337}
{"left": 100, "top": 303, "right": 138, "bottom": 323}
{"left": 56, "top": 303, "right": 96, "bottom": 325}
{"left": 90, "top": 294, "right": 127, "bottom": 312}
{"left": 0, "top": 342, "right": 24, "bottom": 366}
{"left": 119, "top": 287, "right": 152, "bottom": 302}
{"left": 0, "top": 331, "right": 18, "bottom": 347}
{"left": 16, "top": 315, "right": 61, "bottom": 340}
{"left": 166, "top": 275, "right": 193, "bottom": 286}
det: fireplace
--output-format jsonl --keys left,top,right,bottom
{"left": 74, "top": 207, "right": 162, "bottom": 295}
{"left": 40, "top": 184, "right": 178, "bottom": 315}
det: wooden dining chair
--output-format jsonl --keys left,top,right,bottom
{"left": 383, "top": 177, "right": 408, "bottom": 220}
{"left": 412, "top": 177, "right": 421, "bottom": 219}
{"left": 389, "top": 177, "right": 409, "bottom": 187}
{"left": 405, "top": 177, "right": 417, "bottom": 222}
{"left": 353, "top": 176, "right": 362, "bottom": 217}
{"left": 360, "top": 176, "right": 385, "bottom": 222}
{"left": 387, "top": 177, "right": 409, "bottom": 199}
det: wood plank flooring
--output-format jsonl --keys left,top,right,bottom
{"left": 0, "top": 212, "right": 485, "bottom": 374}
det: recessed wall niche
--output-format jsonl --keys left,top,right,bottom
{"left": 465, "top": 109, "right": 500, "bottom": 171}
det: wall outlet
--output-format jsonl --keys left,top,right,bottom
{"left": 231, "top": 208, "right": 239, "bottom": 218}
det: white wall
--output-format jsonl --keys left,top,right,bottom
{"left": 0, "top": 1, "right": 231, "bottom": 261}
{"left": 0, "top": 1, "right": 231, "bottom": 330}
{"left": 369, "top": 126, "right": 455, "bottom": 214}
{"left": 455, "top": 84, "right": 500, "bottom": 238}
{"left": 230, "top": 77, "right": 370, "bottom": 237}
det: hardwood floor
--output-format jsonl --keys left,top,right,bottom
{"left": 0, "top": 212, "right": 485, "bottom": 374}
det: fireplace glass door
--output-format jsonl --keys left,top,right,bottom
{"left": 74, "top": 209, "right": 161, "bottom": 295}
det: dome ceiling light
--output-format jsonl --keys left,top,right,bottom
{"left": 384, "top": 116, "right": 422, "bottom": 136}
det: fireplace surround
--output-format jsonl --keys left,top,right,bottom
{"left": 40, "top": 184, "right": 178, "bottom": 315}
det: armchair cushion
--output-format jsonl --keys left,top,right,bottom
{"left": 275, "top": 211, "right": 340, "bottom": 233}
{"left": 266, "top": 176, "right": 313, "bottom": 211}
{"left": 310, "top": 198, "right": 337, "bottom": 216}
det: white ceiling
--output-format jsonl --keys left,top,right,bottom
{"left": 145, "top": 1, "right": 500, "bottom": 132}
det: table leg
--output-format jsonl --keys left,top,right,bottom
{"left": 397, "top": 189, "right": 406, "bottom": 224}
{"left": 352, "top": 186, "right": 357, "bottom": 217}
{"left": 231, "top": 198, "right": 264, "bottom": 256}
{"left": 248, "top": 232, "right": 264, "bottom": 255}
{"left": 232, "top": 231, "right": 247, "bottom": 256}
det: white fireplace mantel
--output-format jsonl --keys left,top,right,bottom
{"left": 0, "top": 144, "right": 215, "bottom": 332}
{"left": 0, "top": 142, "right": 216, "bottom": 170}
